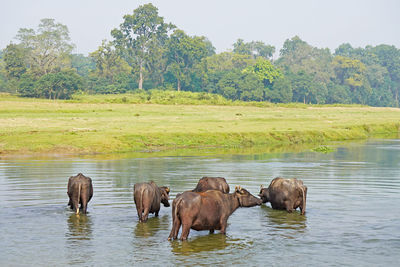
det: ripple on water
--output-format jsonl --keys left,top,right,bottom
{"left": 1, "top": 140, "right": 400, "bottom": 266}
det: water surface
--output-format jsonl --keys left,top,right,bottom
{"left": 1, "top": 140, "right": 400, "bottom": 266}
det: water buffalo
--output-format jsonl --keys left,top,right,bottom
{"left": 192, "top": 176, "right": 230, "bottom": 193}
{"left": 67, "top": 173, "right": 93, "bottom": 214}
{"left": 259, "top": 177, "right": 307, "bottom": 215}
{"left": 168, "top": 186, "right": 262, "bottom": 241}
{"left": 133, "top": 181, "right": 170, "bottom": 222}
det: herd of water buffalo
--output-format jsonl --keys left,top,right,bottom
{"left": 67, "top": 173, "right": 307, "bottom": 240}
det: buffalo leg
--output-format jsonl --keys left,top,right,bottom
{"left": 72, "top": 196, "right": 80, "bottom": 214}
{"left": 209, "top": 229, "right": 214, "bottom": 234}
{"left": 285, "top": 200, "right": 294, "bottom": 213}
{"left": 168, "top": 217, "right": 181, "bottom": 240}
{"left": 168, "top": 205, "right": 181, "bottom": 240}
{"left": 180, "top": 224, "right": 191, "bottom": 241}
{"left": 68, "top": 198, "right": 73, "bottom": 209}
{"left": 81, "top": 199, "right": 88, "bottom": 214}
{"left": 220, "top": 222, "right": 228, "bottom": 235}
{"left": 173, "top": 219, "right": 181, "bottom": 239}
{"left": 142, "top": 208, "right": 150, "bottom": 222}
{"left": 137, "top": 211, "right": 143, "bottom": 222}
{"left": 219, "top": 217, "right": 229, "bottom": 235}
{"left": 141, "top": 192, "right": 152, "bottom": 222}
{"left": 136, "top": 205, "right": 143, "bottom": 222}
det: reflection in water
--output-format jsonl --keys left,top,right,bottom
{"left": 134, "top": 216, "right": 165, "bottom": 237}
{"left": 1, "top": 139, "right": 400, "bottom": 266}
{"left": 66, "top": 213, "right": 93, "bottom": 265}
{"left": 260, "top": 205, "right": 307, "bottom": 238}
{"left": 170, "top": 234, "right": 229, "bottom": 255}
{"left": 67, "top": 213, "right": 92, "bottom": 240}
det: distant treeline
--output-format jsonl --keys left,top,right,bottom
{"left": 0, "top": 3, "right": 399, "bottom": 107}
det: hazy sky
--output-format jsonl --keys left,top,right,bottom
{"left": 2, "top": 0, "right": 399, "bottom": 57}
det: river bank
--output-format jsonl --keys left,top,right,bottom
{"left": 1, "top": 94, "right": 399, "bottom": 157}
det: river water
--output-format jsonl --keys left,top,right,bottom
{"left": 0, "top": 139, "right": 399, "bottom": 266}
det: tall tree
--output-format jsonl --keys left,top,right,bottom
{"left": 90, "top": 40, "right": 131, "bottom": 81}
{"left": 70, "top": 53, "right": 95, "bottom": 77}
{"left": 332, "top": 55, "right": 370, "bottom": 104}
{"left": 277, "top": 36, "right": 334, "bottom": 81}
{"left": 166, "top": 29, "right": 209, "bottom": 91}
{"left": 332, "top": 56, "right": 366, "bottom": 87}
{"left": 215, "top": 70, "right": 264, "bottom": 101}
{"left": 0, "top": 50, "right": 9, "bottom": 92}
{"left": 111, "top": 3, "right": 174, "bottom": 89}
{"left": 198, "top": 52, "right": 253, "bottom": 93}
{"left": 369, "top": 45, "right": 400, "bottom": 106}
{"left": 3, "top": 43, "right": 27, "bottom": 79}
{"left": 15, "top": 18, "right": 74, "bottom": 76}
{"left": 268, "top": 77, "right": 293, "bottom": 103}
{"left": 288, "top": 70, "right": 313, "bottom": 104}
{"left": 242, "top": 57, "right": 283, "bottom": 87}
{"left": 233, "top": 39, "right": 275, "bottom": 60}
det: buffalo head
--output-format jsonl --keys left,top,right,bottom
{"left": 258, "top": 184, "right": 270, "bottom": 203}
{"left": 234, "top": 185, "right": 262, "bottom": 207}
{"left": 160, "top": 186, "right": 170, "bottom": 207}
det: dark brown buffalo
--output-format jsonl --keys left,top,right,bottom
{"left": 259, "top": 177, "right": 307, "bottom": 215}
{"left": 67, "top": 173, "right": 93, "bottom": 214}
{"left": 133, "top": 181, "right": 170, "bottom": 222}
{"left": 192, "top": 176, "right": 230, "bottom": 193}
{"left": 168, "top": 186, "right": 262, "bottom": 240}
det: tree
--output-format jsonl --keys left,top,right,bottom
{"left": 216, "top": 71, "right": 241, "bottom": 100}
{"left": 308, "top": 81, "right": 328, "bottom": 104}
{"left": 326, "top": 82, "right": 350, "bottom": 104}
{"left": 166, "top": 29, "right": 209, "bottom": 91}
{"left": 3, "top": 43, "right": 27, "bottom": 79}
{"left": 15, "top": 18, "right": 74, "bottom": 76}
{"left": 233, "top": 39, "right": 251, "bottom": 55}
{"left": 369, "top": 45, "right": 400, "bottom": 106}
{"left": 18, "top": 73, "right": 37, "bottom": 97}
{"left": 238, "top": 72, "right": 265, "bottom": 101}
{"left": 90, "top": 40, "right": 131, "bottom": 82}
{"left": 287, "top": 70, "right": 313, "bottom": 104}
{"left": 216, "top": 70, "right": 264, "bottom": 101}
{"left": 332, "top": 55, "right": 371, "bottom": 104}
{"left": 332, "top": 56, "right": 366, "bottom": 88}
{"left": 242, "top": 57, "right": 283, "bottom": 87}
{"left": 0, "top": 60, "right": 6, "bottom": 92}
{"left": 111, "top": 3, "right": 174, "bottom": 89}
{"left": 277, "top": 36, "right": 334, "bottom": 83}
{"left": 279, "top": 36, "right": 311, "bottom": 60}
{"left": 197, "top": 52, "right": 254, "bottom": 93}
{"left": 70, "top": 53, "right": 95, "bottom": 77}
{"left": 233, "top": 39, "right": 275, "bottom": 59}
{"left": 35, "top": 70, "right": 82, "bottom": 99}
{"left": 268, "top": 77, "right": 293, "bottom": 103}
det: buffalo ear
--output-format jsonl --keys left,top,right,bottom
{"left": 166, "top": 187, "right": 170, "bottom": 194}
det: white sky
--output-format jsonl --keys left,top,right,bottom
{"left": 1, "top": 0, "right": 399, "bottom": 57}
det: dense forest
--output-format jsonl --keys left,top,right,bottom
{"left": 0, "top": 3, "right": 399, "bottom": 107}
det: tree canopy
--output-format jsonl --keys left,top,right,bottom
{"left": 1, "top": 5, "right": 400, "bottom": 107}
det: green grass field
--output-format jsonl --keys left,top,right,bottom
{"left": 0, "top": 93, "right": 399, "bottom": 156}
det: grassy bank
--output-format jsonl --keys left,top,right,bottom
{"left": 0, "top": 93, "right": 399, "bottom": 156}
